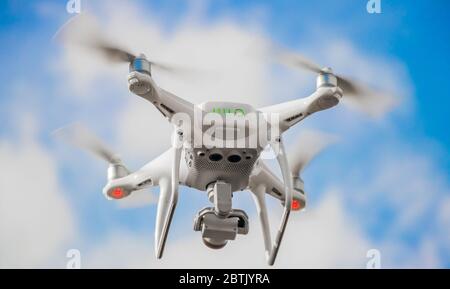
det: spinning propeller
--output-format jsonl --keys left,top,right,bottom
{"left": 54, "top": 14, "right": 181, "bottom": 74}
{"left": 289, "top": 129, "right": 337, "bottom": 177}
{"left": 53, "top": 123, "right": 122, "bottom": 165}
{"left": 54, "top": 123, "right": 156, "bottom": 208}
{"left": 276, "top": 50, "right": 396, "bottom": 117}
{"left": 288, "top": 129, "right": 337, "bottom": 199}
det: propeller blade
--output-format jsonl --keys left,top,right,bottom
{"left": 53, "top": 123, "right": 121, "bottom": 164}
{"left": 276, "top": 50, "right": 323, "bottom": 74}
{"left": 150, "top": 61, "right": 186, "bottom": 74}
{"left": 336, "top": 75, "right": 396, "bottom": 117}
{"left": 289, "top": 129, "right": 337, "bottom": 176}
{"left": 95, "top": 44, "right": 136, "bottom": 63}
{"left": 54, "top": 13, "right": 191, "bottom": 75}
{"left": 54, "top": 13, "right": 137, "bottom": 63}
{"left": 275, "top": 49, "right": 396, "bottom": 117}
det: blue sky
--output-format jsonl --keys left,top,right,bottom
{"left": 0, "top": 0, "right": 449, "bottom": 268}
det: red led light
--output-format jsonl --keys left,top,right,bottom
{"left": 291, "top": 199, "right": 301, "bottom": 211}
{"left": 111, "top": 187, "right": 125, "bottom": 199}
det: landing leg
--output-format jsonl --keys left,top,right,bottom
{"left": 154, "top": 130, "right": 182, "bottom": 259}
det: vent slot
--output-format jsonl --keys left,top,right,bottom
{"left": 160, "top": 103, "right": 175, "bottom": 114}
{"left": 271, "top": 187, "right": 282, "bottom": 197}
{"left": 285, "top": 113, "right": 303, "bottom": 122}
{"left": 137, "top": 178, "right": 153, "bottom": 187}
{"left": 155, "top": 106, "right": 167, "bottom": 117}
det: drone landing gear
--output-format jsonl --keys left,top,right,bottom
{"left": 154, "top": 130, "right": 183, "bottom": 259}
{"left": 194, "top": 181, "right": 249, "bottom": 249}
{"left": 250, "top": 138, "right": 293, "bottom": 266}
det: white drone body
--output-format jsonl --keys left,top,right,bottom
{"left": 98, "top": 56, "right": 342, "bottom": 265}
{"left": 56, "top": 14, "right": 384, "bottom": 266}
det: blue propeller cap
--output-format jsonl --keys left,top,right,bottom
{"left": 130, "top": 54, "right": 152, "bottom": 76}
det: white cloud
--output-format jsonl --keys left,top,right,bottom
{"left": 340, "top": 147, "right": 450, "bottom": 268}
{"left": 116, "top": 98, "right": 173, "bottom": 160}
{"left": 0, "top": 117, "right": 75, "bottom": 268}
{"left": 83, "top": 192, "right": 371, "bottom": 268}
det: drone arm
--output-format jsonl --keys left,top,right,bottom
{"left": 128, "top": 71, "right": 195, "bottom": 122}
{"left": 102, "top": 148, "right": 180, "bottom": 198}
{"left": 259, "top": 87, "right": 342, "bottom": 132}
{"left": 102, "top": 166, "right": 157, "bottom": 199}
{"left": 249, "top": 161, "right": 305, "bottom": 207}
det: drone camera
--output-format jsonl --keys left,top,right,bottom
{"left": 194, "top": 208, "right": 249, "bottom": 250}
{"left": 194, "top": 181, "right": 249, "bottom": 249}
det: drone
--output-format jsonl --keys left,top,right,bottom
{"left": 55, "top": 14, "right": 389, "bottom": 265}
